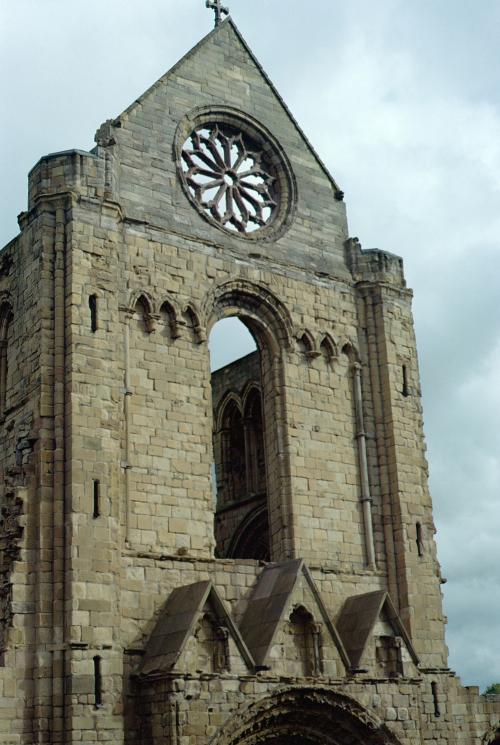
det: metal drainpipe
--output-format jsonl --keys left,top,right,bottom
{"left": 123, "top": 312, "right": 132, "bottom": 544}
{"left": 352, "top": 362, "right": 377, "bottom": 569}
{"left": 53, "top": 203, "right": 67, "bottom": 742}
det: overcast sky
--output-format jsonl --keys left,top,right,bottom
{"left": 1, "top": 0, "right": 499, "bottom": 690}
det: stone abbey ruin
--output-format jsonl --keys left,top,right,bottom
{"left": 0, "top": 12, "right": 499, "bottom": 745}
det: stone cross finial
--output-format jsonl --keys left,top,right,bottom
{"left": 206, "top": 0, "right": 229, "bottom": 27}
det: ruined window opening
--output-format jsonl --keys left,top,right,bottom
{"left": 402, "top": 364, "right": 410, "bottom": 397}
{"left": 192, "top": 611, "right": 230, "bottom": 674}
{"left": 431, "top": 681, "right": 441, "bottom": 717}
{"left": 244, "top": 388, "right": 266, "bottom": 495}
{"left": 221, "top": 400, "right": 247, "bottom": 503}
{"left": 93, "top": 656, "right": 102, "bottom": 708}
{"left": 93, "top": 480, "right": 100, "bottom": 519}
{"left": 209, "top": 317, "right": 270, "bottom": 560}
{"left": 89, "top": 294, "right": 98, "bottom": 333}
{"left": 376, "top": 636, "right": 403, "bottom": 677}
{"left": 416, "top": 522, "right": 424, "bottom": 556}
{"left": 289, "top": 606, "right": 323, "bottom": 677}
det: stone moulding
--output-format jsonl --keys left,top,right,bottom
{"left": 209, "top": 686, "right": 403, "bottom": 745}
{"left": 203, "top": 278, "right": 295, "bottom": 352}
{"left": 174, "top": 105, "right": 297, "bottom": 242}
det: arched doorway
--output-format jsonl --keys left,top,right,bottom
{"left": 211, "top": 687, "right": 402, "bottom": 745}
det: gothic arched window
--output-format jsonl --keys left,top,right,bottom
{"left": 289, "top": 605, "right": 323, "bottom": 677}
{"left": 243, "top": 386, "right": 266, "bottom": 496}
{"left": 220, "top": 398, "right": 246, "bottom": 504}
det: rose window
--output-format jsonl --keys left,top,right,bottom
{"left": 180, "top": 124, "right": 279, "bottom": 234}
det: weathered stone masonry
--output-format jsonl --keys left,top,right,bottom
{"left": 0, "top": 16, "right": 498, "bottom": 745}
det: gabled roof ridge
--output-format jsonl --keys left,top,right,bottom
{"left": 139, "top": 580, "right": 211, "bottom": 677}
{"left": 239, "top": 559, "right": 304, "bottom": 667}
{"left": 382, "top": 593, "right": 419, "bottom": 666}
{"left": 208, "top": 583, "right": 256, "bottom": 670}
{"left": 139, "top": 580, "right": 255, "bottom": 678}
{"left": 239, "top": 560, "right": 350, "bottom": 672}
{"left": 108, "top": 18, "right": 342, "bottom": 194}
{"left": 301, "top": 565, "right": 351, "bottom": 670}
{"left": 114, "top": 21, "right": 225, "bottom": 124}
{"left": 225, "top": 19, "right": 342, "bottom": 194}
{"left": 336, "top": 590, "right": 419, "bottom": 670}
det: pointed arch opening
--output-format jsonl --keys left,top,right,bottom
{"left": 319, "top": 333, "right": 336, "bottom": 364}
{"left": 210, "top": 687, "right": 404, "bottom": 745}
{"left": 132, "top": 294, "right": 153, "bottom": 334}
{"left": 159, "top": 299, "right": 179, "bottom": 340}
{"left": 210, "top": 317, "right": 270, "bottom": 561}
{"left": 206, "top": 281, "right": 294, "bottom": 562}
{"left": 289, "top": 605, "right": 324, "bottom": 677}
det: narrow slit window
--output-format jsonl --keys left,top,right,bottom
{"left": 416, "top": 522, "right": 424, "bottom": 556}
{"left": 431, "top": 681, "right": 441, "bottom": 717}
{"left": 89, "top": 295, "right": 98, "bottom": 333}
{"left": 402, "top": 364, "right": 410, "bottom": 397}
{"left": 93, "top": 656, "right": 102, "bottom": 707}
{"left": 0, "top": 341, "right": 7, "bottom": 418}
{"left": 0, "top": 306, "right": 13, "bottom": 419}
{"left": 93, "top": 480, "right": 100, "bottom": 519}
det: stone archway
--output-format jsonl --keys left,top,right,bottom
{"left": 211, "top": 687, "right": 402, "bottom": 745}
{"left": 205, "top": 280, "right": 295, "bottom": 561}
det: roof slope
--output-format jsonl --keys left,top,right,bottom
{"left": 336, "top": 591, "right": 419, "bottom": 669}
{"left": 139, "top": 580, "right": 254, "bottom": 677}
{"left": 114, "top": 18, "right": 342, "bottom": 194}
{"left": 239, "top": 559, "right": 350, "bottom": 669}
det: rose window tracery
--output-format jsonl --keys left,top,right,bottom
{"left": 180, "top": 124, "right": 279, "bottom": 234}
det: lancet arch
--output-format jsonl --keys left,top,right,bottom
{"left": 0, "top": 301, "right": 13, "bottom": 341}
{"left": 211, "top": 687, "right": 403, "bottom": 745}
{"left": 216, "top": 394, "right": 246, "bottom": 506}
{"left": 341, "top": 339, "right": 361, "bottom": 365}
{"left": 207, "top": 280, "right": 294, "bottom": 561}
{"left": 205, "top": 279, "right": 294, "bottom": 354}
{"left": 129, "top": 292, "right": 155, "bottom": 333}
{"left": 296, "top": 328, "right": 317, "bottom": 358}
{"left": 241, "top": 380, "right": 261, "bottom": 413}
{"left": 183, "top": 302, "right": 206, "bottom": 343}
{"left": 215, "top": 391, "right": 244, "bottom": 432}
{"left": 158, "top": 295, "right": 180, "bottom": 339}
{"left": 128, "top": 290, "right": 154, "bottom": 316}
{"left": 226, "top": 504, "right": 269, "bottom": 561}
{"left": 319, "top": 332, "right": 337, "bottom": 363}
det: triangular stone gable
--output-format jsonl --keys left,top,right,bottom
{"left": 336, "top": 591, "right": 419, "bottom": 675}
{"left": 116, "top": 19, "right": 341, "bottom": 194}
{"left": 239, "top": 560, "right": 350, "bottom": 676}
{"left": 139, "top": 581, "right": 254, "bottom": 678}
{"left": 96, "top": 19, "right": 349, "bottom": 276}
